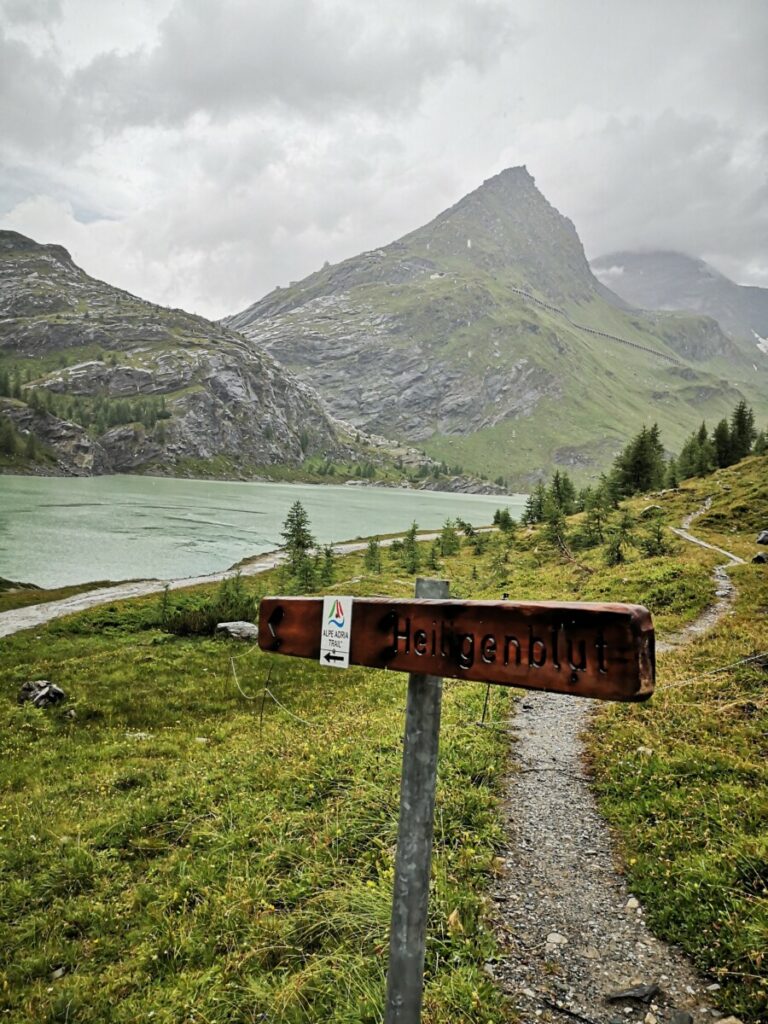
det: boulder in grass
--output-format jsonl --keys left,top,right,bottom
{"left": 216, "top": 621, "right": 259, "bottom": 641}
{"left": 757, "top": 530, "right": 768, "bottom": 545}
{"left": 17, "top": 680, "right": 66, "bottom": 708}
{"left": 752, "top": 552, "right": 767, "bottom": 564}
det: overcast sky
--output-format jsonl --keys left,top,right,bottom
{"left": 1, "top": 0, "right": 766, "bottom": 320}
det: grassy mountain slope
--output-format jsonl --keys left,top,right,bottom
{"left": 229, "top": 168, "right": 768, "bottom": 487}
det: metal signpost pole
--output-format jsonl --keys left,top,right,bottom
{"left": 384, "top": 577, "right": 449, "bottom": 1024}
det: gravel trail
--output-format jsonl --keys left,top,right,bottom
{"left": 661, "top": 499, "right": 745, "bottom": 652}
{"left": 489, "top": 502, "right": 742, "bottom": 1024}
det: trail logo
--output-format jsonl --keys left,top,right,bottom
{"left": 328, "top": 599, "right": 346, "bottom": 628}
{"left": 319, "top": 595, "right": 354, "bottom": 668}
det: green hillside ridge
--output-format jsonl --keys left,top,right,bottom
{"left": 229, "top": 167, "right": 768, "bottom": 487}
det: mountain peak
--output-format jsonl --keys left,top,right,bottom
{"left": 410, "top": 164, "right": 592, "bottom": 302}
{"left": 0, "top": 229, "right": 75, "bottom": 269}
{"left": 481, "top": 164, "right": 536, "bottom": 188}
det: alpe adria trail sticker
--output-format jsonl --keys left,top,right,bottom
{"left": 320, "top": 595, "right": 353, "bottom": 668}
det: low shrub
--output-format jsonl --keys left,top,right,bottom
{"left": 160, "top": 573, "right": 258, "bottom": 636}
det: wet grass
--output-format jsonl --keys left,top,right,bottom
{"left": 0, "top": 601, "right": 513, "bottom": 1022}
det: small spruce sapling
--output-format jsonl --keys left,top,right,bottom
{"left": 363, "top": 537, "right": 382, "bottom": 574}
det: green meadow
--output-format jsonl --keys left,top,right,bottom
{"left": 1, "top": 455, "right": 766, "bottom": 1021}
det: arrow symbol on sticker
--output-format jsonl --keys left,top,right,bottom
{"left": 324, "top": 652, "right": 344, "bottom": 663}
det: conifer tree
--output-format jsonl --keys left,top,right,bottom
{"left": 712, "top": 419, "right": 733, "bottom": 468}
{"left": 280, "top": 500, "right": 316, "bottom": 592}
{"left": 694, "top": 424, "right": 715, "bottom": 476}
{"left": 401, "top": 521, "right": 421, "bottom": 575}
{"left": 363, "top": 537, "right": 382, "bottom": 573}
{"left": 0, "top": 416, "right": 17, "bottom": 456}
{"left": 604, "top": 510, "right": 636, "bottom": 566}
{"left": 492, "top": 507, "right": 516, "bottom": 532}
{"left": 319, "top": 544, "right": 335, "bottom": 588}
{"left": 542, "top": 494, "right": 567, "bottom": 553}
{"left": 730, "top": 400, "right": 756, "bottom": 459}
{"left": 612, "top": 424, "right": 666, "bottom": 496}
{"left": 427, "top": 539, "right": 441, "bottom": 571}
{"left": 439, "top": 519, "right": 461, "bottom": 556}
{"left": 549, "top": 470, "right": 577, "bottom": 514}
{"left": 677, "top": 432, "right": 700, "bottom": 479}
{"left": 521, "top": 482, "right": 546, "bottom": 524}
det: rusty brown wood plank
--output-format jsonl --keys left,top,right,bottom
{"left": 258, "top": 597, "right": 654, "bottom": 702}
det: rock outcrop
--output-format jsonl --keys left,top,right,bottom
{"left": 0, "top": 230, "right": 428, "bottom": 480}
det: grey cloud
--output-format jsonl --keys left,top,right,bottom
{"left": 1, "top": 0, "right": 61, "bottom": 24}
{"left": 531, "top": 109, "right": 767, "bottom": 285}
{"left": 71, "top": 0, "right": 515, "bottom": 130}
{"left": 2, "top": 0, "right": 766, "bottom": 317}
{"left": 0, "top": 29, "right": 72, "bottom": 153}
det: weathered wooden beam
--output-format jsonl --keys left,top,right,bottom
{"left": 258, "top": 596, "right": 655, "bottom": 702}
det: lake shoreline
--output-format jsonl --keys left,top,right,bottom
{"left": 0, "top": 475, "right": 525, "bottom": 590}
{"left": 0, "top": 466, "right": 506, "bottom": 496}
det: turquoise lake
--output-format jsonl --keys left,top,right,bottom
{"left": 0, "top": 475, "right": 526, "bottom": 588}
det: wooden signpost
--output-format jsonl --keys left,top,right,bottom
{"left": 258, "top": 593, "right": 655, "bottom": 702}
{"left": 258, "top": 582, "right": 655, "bottom": 1023}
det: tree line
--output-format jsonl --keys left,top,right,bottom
{"left": 523, "top": 399, "right": 763, "bottom": 526}
{"left": 517, "top": 400, "right": 764, "bottom": 567}
{"left": 0, "top": 365, "right": 172, "bottom": 439}
{"left": 278, "top": 502, "right": 519, "bottom": 595}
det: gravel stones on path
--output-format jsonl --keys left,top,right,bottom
{"left": 488, "top": 694, "right": 720, "bottom": 1024}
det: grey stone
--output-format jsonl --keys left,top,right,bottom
{"left": 607, "top": 983, "right": 660, "bottom": 1003}
{"left": 17, "top": 680, "right": 66, "bottom": 708}
{"left": 752, "top": 552, "right": 767, "bottom": 564}
{"left": 669, "top": 1013, "right": 693, "bottom": 1024}
{"left": 756, "top": 530, "right": 768, "bottom": 545}
{"left": 216, "top": 620, "right": 259, "bottom": 641}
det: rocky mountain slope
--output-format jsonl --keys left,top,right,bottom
{"left": 0, "top": 231, "right": 439, "bottom": 482}
{"left": 591, "top": 250, "right": 768, "bottom": 349}
{"left": 228, "top": 168, "right": 768, "bottom": 486}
